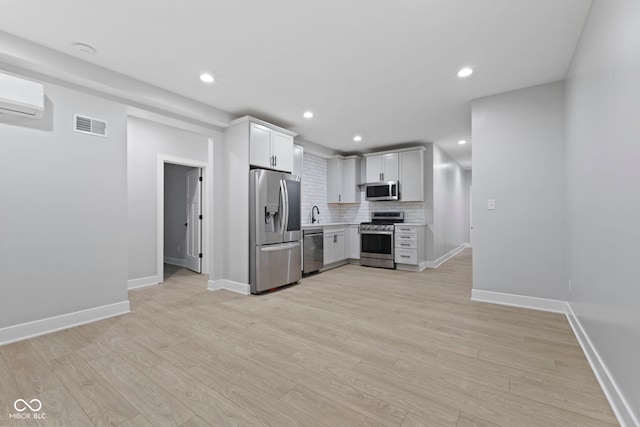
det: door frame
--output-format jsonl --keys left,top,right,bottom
{"left": 157, "top": 154, "right": 208, "bottom": 283}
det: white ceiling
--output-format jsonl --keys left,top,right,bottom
{"left": 0, "top": 0, "right": 592, "bottom": 168}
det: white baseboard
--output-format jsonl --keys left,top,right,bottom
{"left": 128, "top": 275, "right": 161, "bottom": 290}
{"left": 396, "top": 260, "right": 428, "bottom": 272}
{"left": 208, "top": 279, "right": 250, "bottom": 295}
{"left": 164, "top": 257, "right": 186, "bottom": 267}
{"left": 566, "top": 305, "right": 638, "bottom": 427}
{"left": 470, "top": 289, "right": 569, "bottom": 314}
{"left": 0, "top": 301, "right": 130, "bottom": 346}
{"left": 427, "top": 244, "right": 468, "bottom": 268}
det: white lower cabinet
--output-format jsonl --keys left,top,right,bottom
{"left": 348, "top": 225, "right": 360, "bottom": 259}
{"left": 323, "top": 227, "right": 346, "bottom": 265}
{"left": 394, "top": 225, "right": 426, "bottom": 270}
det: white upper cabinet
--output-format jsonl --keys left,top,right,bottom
{"left": 249, "top": 123, "right": 272, "bottom": 169}
{"left": 365, "top": 152, "right": 398, "bottom": 183}
{"left": 272, "top": 131, "right": 294, "bottom": 172}
{"left": 399, "top": 149, "right": 424, "bottom": 202}
{"left": 249, "top": 122, "right": 294, "bottom": 172}
{"left": 327, "top": 157, "right": 344, "bottom": 204}
{"left": 327, "top": 155, "right": 360, "bottom": 203}
{"left": 365, "top": 147, "right": 425, "bottom": 202}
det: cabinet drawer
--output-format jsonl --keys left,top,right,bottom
{"left": 395, "top": 249, "right": 417, "bottom": 264}
{"left": 395, "top": 233, "right": 416, "bottom": 243}
{"left": 395, "top": 240, "right": 417, "bottom": 249}
{"left": 395, "top": 225, "right": 417, "bottom": 234}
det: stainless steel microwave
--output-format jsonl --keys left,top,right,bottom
{"left": 365, "top": 181, "right": 400, "bottom": 201}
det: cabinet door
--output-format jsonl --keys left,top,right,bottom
{"left": 334, "top": 232, "right": 346, "bottom": 262}
{"left": 399, "top": 150, "right": 424, "bottom": 201}
{"left": 349, "top": 225, "right": 360, "bottom": 259}
{"left": 272, "top": 131, "right": 294, "bottom": 172}
{"left": 366, "top": 155, "right": 383, "bottom": 183}
{"left": 323, "top": 234, "right": 334, "bottom": 265}
{"left": 342, "top": 158, "right": 359, "bottom": 203}
{"left": 327, "top": 158, "right": 344, "bottom": 203}
{"left": 382, "top": 153, "right": 399, "bottom": 181}
{"left": 249, "top": 123, "right": 272, "bottom": 169}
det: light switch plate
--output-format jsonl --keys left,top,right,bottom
{"left": 487, "top": 199, "right": 496, "bottom": 210}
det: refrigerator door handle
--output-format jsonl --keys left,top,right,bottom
{"left": 280, "top": 179, "right": 289, "bottom": 236}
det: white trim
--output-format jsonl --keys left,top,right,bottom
{"left": 0, "top": 301, "right": 130, "bottom": 346}
{"left": 164, "top": 257, "right": 186, "bottom": 267}
{"left": 363, "top": 146, "right": 427, "bottom": 157}
{"left": 470, "top": 289, "right": 569, "bottom": 314}
{"left": 127, "top": 275, "right": 161, "bottom": 290}
{"left": 208, "top": 279, "right": 250, "bottom": 295}
{"left": 320, "top": 260, "right": 349, "bottom": 272}
{"left": 229, "top": 115, "right": 297, "bottom": 137}
{"left": 566, "top": 305, "right": 639, "bottom": 427}
{"left": 396, "top": 260, "right": 428, "bottom": 272}
{"left": 426, "top": 243, "right": 468, "bottom": 268}
{"left": 126, "top": 108, "right": 226, "bottom": 134}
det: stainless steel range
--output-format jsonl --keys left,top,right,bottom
{"left": 360, "top": 211, "right": 404, "bottom": 269}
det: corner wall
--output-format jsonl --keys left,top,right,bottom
{"left": 127, "top": 116, "right": 220, "bottom": 284}
{"left": 565, "top": 0, "right": 640, "bottom": 423}
{"left": 0, "top": 79, "right": 129, "bottom": 332}
{"left": 471, "top": 81, "right": 567, "bottom": 300}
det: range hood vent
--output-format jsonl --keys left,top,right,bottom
{"left": 74, "top": 114, "right": 107, "bottom": 137}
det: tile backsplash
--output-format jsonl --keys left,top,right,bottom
{"left": 301, "top": 152, "right": 332, "bottom": 224}
{"left": 301, "top": 152, "right": 432, "bottom": 224}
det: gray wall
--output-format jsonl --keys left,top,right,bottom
{"left": 565, "top": 0, "right": 640, "bottom": 421}
{"left": 0, "top": 80, "right": 128, "bottom": 328}
{"left": 127, "top": 117, "right": 213, "bottom": 281}
{"left": 472, "top": 81, "right": 567, "bottom": 300}
{"left": 163, "top": 164, "right": 196, "bottom": 261}
{"left": 464, "top": 170, "right": 472, "bottom": 244}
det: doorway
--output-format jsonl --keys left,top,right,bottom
{"left": 163, "top": 163, "right": 202, "bottom": 274}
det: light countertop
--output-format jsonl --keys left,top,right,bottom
{"left": 302, "top": 222, "right": 360, "bottom": 228}
{"left": 302, "top": 222, "right": 428, "bottom": 228}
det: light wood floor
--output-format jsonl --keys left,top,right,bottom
{"left": 0, "top": 249, "right": 618, "bottom": 426}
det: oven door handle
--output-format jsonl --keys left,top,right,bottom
{"left": 360, "top": 231, "right": 394, "bottom": 235}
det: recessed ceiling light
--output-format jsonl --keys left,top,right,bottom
{"left": 353, "top": 135, "right": 362, "bottom": 142}
{"left": 457, "top": 67, "right": 473, "bottom": 78}
{"left": 71, "top": 43, "right": 96, "bottom": 55}
{"left": 458, "top": 140, "right": 467, "bottom": 145}
{"left": 200, "top": 73, "right": 214, "bottom": 83}
{"left": 303, "top": 111, "right": 314, "bottom": 119}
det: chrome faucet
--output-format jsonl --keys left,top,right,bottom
{"left": 311, "top": 205, "right": 320, "bottom": 223}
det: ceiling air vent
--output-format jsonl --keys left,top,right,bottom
{"left": 74, "top": 114, "right": 107, "bottom": 137}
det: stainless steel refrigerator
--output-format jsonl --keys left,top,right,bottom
{"left": 249, "top": 169, "right": 302, "bottom": 294}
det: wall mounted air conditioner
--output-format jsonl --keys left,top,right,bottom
{"left": 0, "top": 71, "right": 44, "bottom": 119}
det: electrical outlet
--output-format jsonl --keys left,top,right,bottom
{"left": 487, "top": 199, "right": 496, "bottom": 210}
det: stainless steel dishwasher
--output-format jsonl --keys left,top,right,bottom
{"left": 303, "top": 228, "right": 323, "bottom": 275}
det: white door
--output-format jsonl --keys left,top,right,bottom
{"left": 185, "top": 168, "right": 202, "bottom": 273}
